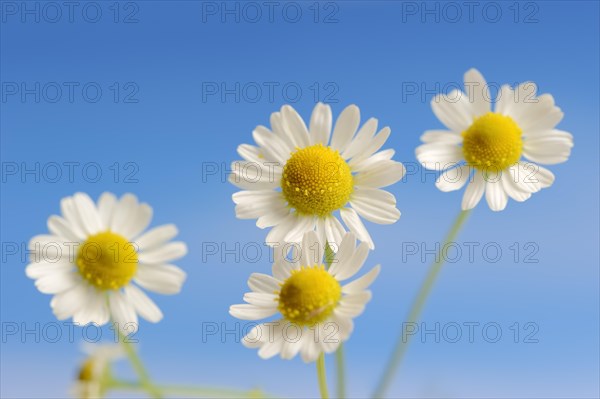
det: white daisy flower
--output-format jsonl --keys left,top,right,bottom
{"left": 230, "top": 103, "right": 405, "bottom": 249}
{"left": 71, "top": 344, "right": 123, "bottom": 399}
{"left": 26, "top": 192, "right": 187, "bottom": 332}
{"left": 416, "top": 68, "right": 574, "bottom": 211}
{"left": 229, "top": 231, "right": 380, "bottom": 362}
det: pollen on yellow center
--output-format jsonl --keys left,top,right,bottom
{"left": 462, "top": 112, "right": 523, "bottom": 171}
{"left": 76, "top": 231, "right": 138, "bottom": 290}
{"left": 277, "top": 265, "right": 342, "bottom": 326}
{"left": 281, "top": 144, "right": 353, "bottom": 217}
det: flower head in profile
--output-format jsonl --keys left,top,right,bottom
{"left": 26, "top": 192, "right": 187, "bottom": 332}
{"left": 71, "top": 344, "right": 122, "bottom": 399}
{"left": 230, "top": 231, "right": 379, "bottom": 362}
{"left": 230, "top": 103, "right": 405, "bottom": 249}
{"left": 416, "top": 69, "right": 573, "bottom": 211}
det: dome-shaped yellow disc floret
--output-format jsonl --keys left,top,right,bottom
{"left": 76, "top": 231, "right": 138, "bottom": 290}
{"left": 281, "top": 144, "right": 353, "bottom": 216}
{"left": 462, "top": 112, "right": 523, "bottom": 171}
{"left": 277, "top": 265, "right": 342, "bottom": 326}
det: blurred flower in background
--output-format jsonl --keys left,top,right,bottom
{"left": 26, "top": 192, "right": 187, "bottom": 332}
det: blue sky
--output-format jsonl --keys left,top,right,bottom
{"left": 1, "top": 1, "right": 599, "bottom": 398}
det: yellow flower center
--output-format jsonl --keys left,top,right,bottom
{"left": 76, "top": 231, "right": 138, "bottom": 290}
{"left": 277, "top": 265, "right": 342, "bottom": 326}
{"left": 462, "top": 112, "right": 523, "bottom": 171}
{"left": 77, "top": 358, "right": 95, "bottom": 382}
{"left": 281, "top": 144, "right": 353, "bottom": 217}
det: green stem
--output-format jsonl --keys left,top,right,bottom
{"left": 118, "top": 330, "right": 161, "bottom": 398}
{"left": 372, "top": 210, "right": 471, "bottom": 398}
{"left": 108, "top": 379, "right": 267, "bottom": 398}
{"left": 335, "top": 343, "right": 346, "bottom": 399}
{"left": 325, "top": 241, "right": 346, "bottom": 399}
{"left": 317, "top": 353, "right": 329, "bottom": 399}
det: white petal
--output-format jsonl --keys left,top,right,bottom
{"left": 60, "top": 196, "right": 87, "bottom": 239}
{"left": 134, "top": 264, "right": 186, "bottom": 295}
{"left": 299, "top": 329, "right": 322, "bottom": 363}
{"left": 354, "top": 160, "right": 406, "bottom": 189}
{"left": 73, "top": 288, "right": 109, "bottom": 326}
{"left": 333, "top": 242, "right": 369, "bottom": 281}
{"left": 48, "top": 215, "right": 83, "bottom": 242}
{"left": 121, "top": 203, "right": 153, "bottom": 240}
{"left": 309, "top": 102, "right": 332, "bottom": 145}
{"left": 73, "top": 193, "right": 103, "bottom": 235}
{"left": 109, "top": 194, "right": 138, "bottom": 234}
{"left": 342, "top": 118, "right": 378, "bottom": 160}
{"left": 323, "top": 216, "right": 346, "bottom": 249}
{"left": 300, "top": 230, "right": 323, "bottom": 266}
{"left": 350, "top": 188, "right": 400, "bottom": 224}
{"left": 464, "top": 68, "right": 491, "bottom": 117}
{"left": 523, "top": 130, "right": 573, "bottom": 165}
{"left": 461, "top": 170, "right": 485, "bottom": 210}
{"left": 340, "top": 208, "right": 374, "bottom": 250}
{"left": 435, "top": 165, "right": 471, "bottom": 192}
{"left": 135, "top": 224, "right": 178, "bottom": 252}
{"left": 257, "top": 207, "right": 291, "bottom": 229}
{"left": 229, "top": 304, "right": 277, "bottom": 320}
{"left": 485, "top": 179, "right": 508, "bottom": 212}
{"left": 259, "top": 338, "right": 285, "bottom": 360}
{"left": 265, "top": 214, "right": 297, "bottom": 246}
{"left": 109, "top": 291, "right": 138, "bottom": 333}
{"left": 280, "top": 337, "right": 304, "bottom": 360}
{"left": 501, "top": 174, "right": 532, "bottom": 202}
{"left": 243, "top": 292, "right": 278, "bottom": 308}
{"left": 328, "top": 232, "right": 356, "bottom": 276}
{"left": 237, "top": 144, "right": 262, "bottom": 163}
{"left": 533, "top": 165, "right": 555, "bottom": 188}
{"left": 125, "top": 285, "right": 163, "bottom": 323}
{"left": 228, "top": 161, "right": 280, "bottom": 190}
{"left": 138, "top": 242, "right": 187, "bottom": 264}
{"left": 35, "top": 271, "right": 81, "bottom": 294}
{"left": 495, "top": 85, "right": 515, "bottom": 115}
{"left": 253, "top": 125, "right": 291, "bottom": 164}
{"left": 342, "top": 265, "right": 380, "bottom": 294}
{"left": 350, "top": 149, "right": 396, "bottom": 171}
{"left": 272, "top": 256, "right": 296, "bottom": 281}
{"left": 416, "top": 143, "right": 463, "bottom": 170}
{"left": 26, "top": 260, "right": 73, "bottom": 279}
{"left": 431, "top": 90, "right": 473, "bottom": 132}
{"left": 232, "top": 190, "right": 286, "bottom": 220}
{"left": 420, "top": 130, "right": 462, "bottom": 144}
{"left": 248, "top": 273, "right": 280, "bottom": 294}
{"left": 281, "top": 105, "right": 310, "bottom": 148}
{"left": 283, "top": 215, "right": 315, "bottom": 244}
{"left": 51, "top": 283, "right": 89, "bottom": 320}
{"left": 97, "top": 192, "right": 117, "bottom": 231}
{"left": 330, "top": 105, "right": 360, "bottom": 152}
{"left": 348, "top": 127, "right": 391, "bottom": 164}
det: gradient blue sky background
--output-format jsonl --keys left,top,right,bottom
{"left": 1, "top": 1, "right": 599, "bottom": 398}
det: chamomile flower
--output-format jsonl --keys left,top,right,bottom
{"left": 71, "top": 344, "right": 122, "bottom": 399}
{"left": 230, "top": 103, "right": 405, "bottom": 249}
{"left": 26, "top": 192, "right": 187, "bottom": 332}
{"left": 229, "top": 231, "right": 380, "bottom": 362}
{"left": 416, "top": 69, "right": 573, "bottom": 211}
